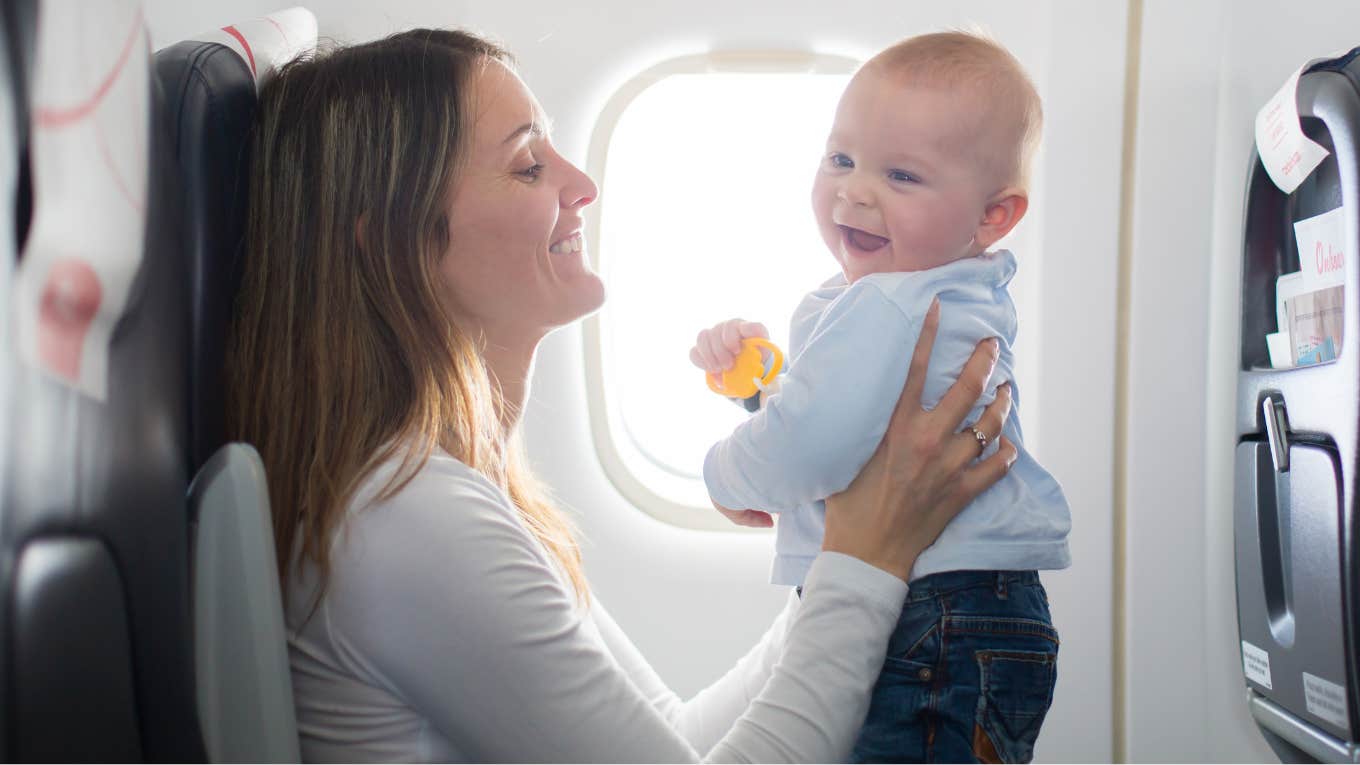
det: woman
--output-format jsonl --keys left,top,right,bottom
{"left": 229, "top": 28, "right": 1016, "bottom": 762}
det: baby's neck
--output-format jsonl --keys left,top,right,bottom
{"left": 845, "top": 249, "right": 988, "bottom": 283}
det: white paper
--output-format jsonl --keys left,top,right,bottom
{"left": 1303, "top": 672, "right": 1349, "bottom": 729}
{"left": 1255, "top": 66, "right": 1331, "bottom": 194}
{"left": 1266, "top": 332, "right": 1294, "bottom": 368}
{"left": 1292, "top": 206, "right": 1346, "bottom": 290}
{"left": 1275, "top": 271, "right": 1305, "bottom": 336}
{"left": 14, "top": 0, "right": 149, "bottom": 399}
{"left": 1242, "top": 640, "right": 1273, "bottom": 690}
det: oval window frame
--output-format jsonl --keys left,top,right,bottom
{"left": 581, "top": 52, "right": 859, "bottom": 531}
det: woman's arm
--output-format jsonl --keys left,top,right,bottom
{"left": 589, "top": 592, "right": 799, "bottom": 753}
{"left": 592, "top": 558, "right": 913, "bottom": 761}
{"left": 324, "top": 462, "right": 920, "bottom": 762}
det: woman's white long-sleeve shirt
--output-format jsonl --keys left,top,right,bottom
{"left": 286, "top": 450, "right": 908, "bottom": 762}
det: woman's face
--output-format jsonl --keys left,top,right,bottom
{"left": 440, "top": 59, "right": 602, "bottom": 344}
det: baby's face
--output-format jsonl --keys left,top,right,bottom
{"left": 812, "top": 69, "right": 1001, "bottom": 282}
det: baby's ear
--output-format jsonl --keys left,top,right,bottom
{"left": 975, "top": 189, "right": 1028, "bottom": 250}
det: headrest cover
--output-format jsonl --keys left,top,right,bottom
{"left": 14, "top": 0, "right": 150, "bottom": 399}
{"left": 191, "top": 7, "right": 317, "bottom": 89}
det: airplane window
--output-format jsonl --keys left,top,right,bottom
{"left": 583, "top": 58, "right": 854, "bottom": 529}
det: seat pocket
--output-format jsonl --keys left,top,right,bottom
{"left": 973, "top": 648, "right": 1058, "bottom": 763}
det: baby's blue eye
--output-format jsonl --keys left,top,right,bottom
{"left": 827, "top": 153, "right": 853, "bottom": 169}
{"left": 887, "top": 169, "right": 919, "bottom": 184}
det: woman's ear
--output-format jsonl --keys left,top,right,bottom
{"left": 974, "top": 189, "right": 1029, "bottom": 250}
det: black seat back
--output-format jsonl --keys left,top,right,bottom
{"left": 159, "top": 10, "right": 316, "bottom": 473}
{"left": 160, "top": 38, "right": 258, "bottom": 472}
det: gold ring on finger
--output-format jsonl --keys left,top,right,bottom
{"left": 968, "top": 426, "right": 988, "bottom": 450}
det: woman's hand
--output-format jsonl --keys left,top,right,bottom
{"left": 823, "top": 299, "right": 1018, "bottom": 582}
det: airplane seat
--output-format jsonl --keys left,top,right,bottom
{"left": 154, "top": 8, "right": 316, "bottom": 762}
{"left": 0, "top": 0, "right": 206, "bottom": 759}
{"left": 1235, "top": 45, "right": 1360, "bottom": 764}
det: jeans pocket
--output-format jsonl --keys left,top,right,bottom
{"left": 854, "top": 621, "right": 939, "bottom": 763}
{"left": 974, "top": 648, "right": 1057, "bottom": 763}
{"left": 881, "top": 617, "right": 940, "bottom": 680}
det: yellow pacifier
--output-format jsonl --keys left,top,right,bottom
{"left": 706, "top": 337, "right": 784, "bottom": 399}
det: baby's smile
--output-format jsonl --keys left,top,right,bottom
{"left": 838, "top": 224, "right": 891, "bottom": 254}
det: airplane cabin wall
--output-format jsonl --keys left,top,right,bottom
{"left": 1124, "top": 1, "right": 1263, "bottom": 760}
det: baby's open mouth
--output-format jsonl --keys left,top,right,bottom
{"left": 838, "top": 225, "right": 890, "bottom": 253}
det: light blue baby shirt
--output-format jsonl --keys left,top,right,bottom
{"left": 703, "top": 250, "right": 1072, "bottom": 586}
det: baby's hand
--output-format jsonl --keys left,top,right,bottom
{"left": 689, "top": 319, "right": 770, "bottom": 375}
{"left": 712, "top": 499, "right": 774, "bottom": 528}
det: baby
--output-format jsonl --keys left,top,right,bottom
{"left": 691, "top": 32, "right": 1071, "bottom": 763}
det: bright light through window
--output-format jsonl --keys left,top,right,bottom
{"left": 591, "top": 65, "right": 853, "bottom": 517}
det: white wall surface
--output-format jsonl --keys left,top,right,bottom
{"left": 140, "top": 1, "right": 1360, "bottom": 762}
{"left": 1122, "top": 0, "right": 1222, "bottom": 759}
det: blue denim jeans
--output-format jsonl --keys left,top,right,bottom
{"left": 850, "top": 570, "right": 1059, "bottom": 764}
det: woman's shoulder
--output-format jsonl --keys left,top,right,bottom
{"left": 337, "top": 449, "right": 534, "bottom": 568}
{"left": 311, "top": 449, "right": 565, "bottom": 626}
{"left": 293, "top": 450, "right": 577, "bottom": 706}
{"left": 352, "top": 449, "right": 509, "bottom": 516}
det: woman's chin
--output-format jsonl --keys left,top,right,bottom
{"left": 555, "top": 273, "right": 607, "bottom": 325}
{"left": 576, "top": 277, "right": 607, "bottom": 318}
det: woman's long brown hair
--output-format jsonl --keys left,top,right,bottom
{"left": 228, "top": 29, "right": 587, "bottom": 604}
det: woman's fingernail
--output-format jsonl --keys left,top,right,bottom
{"left": 1002, "top": 441, "right": 1018, "bottom": 466}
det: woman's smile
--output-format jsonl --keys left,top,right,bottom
{"left": 548, "top": 231, "right": 584, "bottom": 254}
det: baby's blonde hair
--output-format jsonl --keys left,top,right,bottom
{"left": 866, "top": 30, "right": 1042, "bottom": 191}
